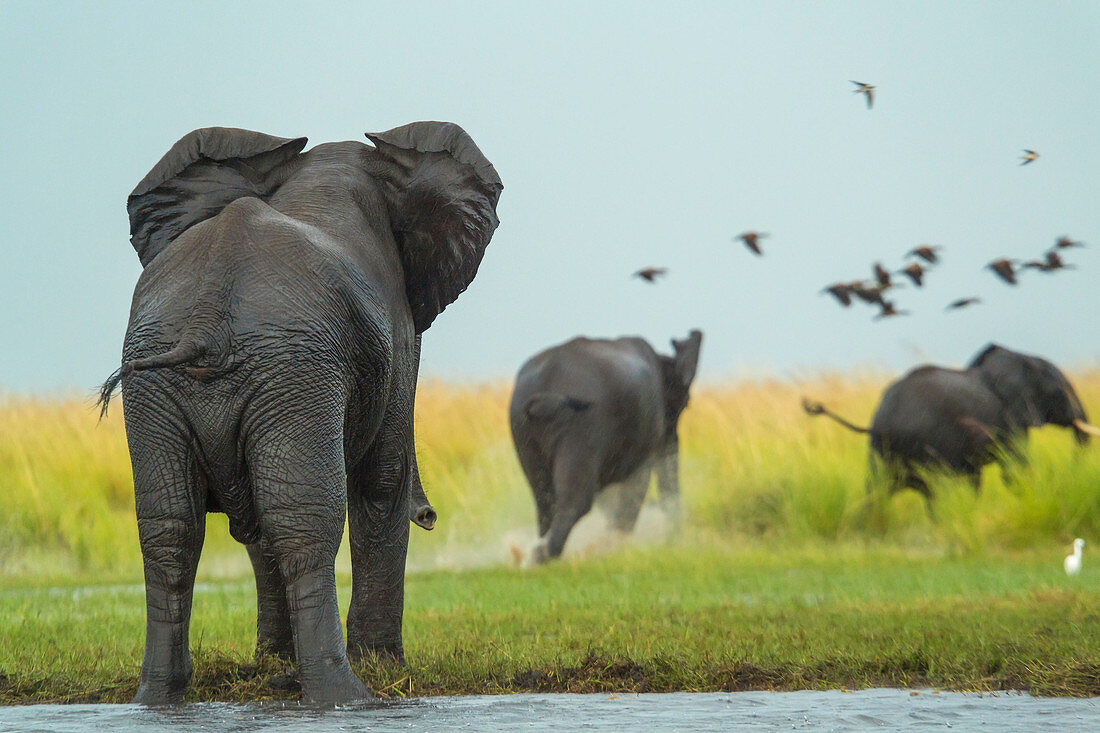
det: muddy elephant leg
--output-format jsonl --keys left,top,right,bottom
{"left": 655, "top": 439, "right": 682, "bottom": 530}
{"left": 246, "top": 540, "right": 293, "bottom": 660}
{"left": 346, "top": 385, "right": 412, "bottom": 665}
{"left": 247, "top": 402, "right": 368, "bottom": 704}
{"left": 533, "top": 448, "right": 600, "bottom": 563}
{"left": 125, "top": 406, "right": 205, "bottom": 705}
{"left": 606, "top": 465, "right": 651, "bottom": 534}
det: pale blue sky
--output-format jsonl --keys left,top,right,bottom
{"left": 1, "top": 1, "right": 1097, "bottom": 392}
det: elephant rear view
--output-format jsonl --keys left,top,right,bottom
{"left": 101, "top": 123, "right": 501, "bottom": 705}
{"left": 510, "top": 331, "right": 702, "bottom": 563}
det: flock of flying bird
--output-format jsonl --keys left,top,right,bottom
{"left": 632, "top": 80, "right": 1086, "bottom": 321}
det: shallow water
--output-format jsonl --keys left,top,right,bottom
{"left": 3, "top": 690, "right": 1098, "bottom": 731}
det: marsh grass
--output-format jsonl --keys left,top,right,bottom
{"left": 2, "top": 371, "right": 1099, "bottom": 582}
{"left": 2, "top": 374, "right": 1100, "bottom": 702}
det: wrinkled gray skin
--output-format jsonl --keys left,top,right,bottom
{"left": 100, "top": 123, "right": 501, "bottom": 705}
{"left": 509, "top": 331, "right": 702, "bottom": 563}
{"left": 811, "top": 344, "right": 1090, "bottom": 496}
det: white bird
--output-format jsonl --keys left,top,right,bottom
{"left": 1064, "top": 538, "right": 1085, "bottom": 575}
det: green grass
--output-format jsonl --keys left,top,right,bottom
{"left": 2, "top": 375, "right": 1099, "bottom": 702}
{"left": 2, "top": 542, "right": 1099, "bottom": 703}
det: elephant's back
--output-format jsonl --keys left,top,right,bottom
{"left": 871, "top": 366, "right": 1003, "bottom": 462}
{"left": 510, "top": 337, "right": 665, "bottom": 466}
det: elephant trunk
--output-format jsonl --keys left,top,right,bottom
{"left": 408, "top": 450, "right": 436, "bottom": 531}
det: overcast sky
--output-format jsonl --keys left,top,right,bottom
{"left": 1, "top": 1, "right": 1097, "bottom": 393}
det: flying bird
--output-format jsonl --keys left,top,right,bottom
{"left": 850, "top": 80, "right": 874, "bottom": 109}
{"left": 1020, "top": 149, "right": 1039, "bottom": 165}
{"left": 873, "top": 262, "right": 893, "bottom": 288}
{"left": 873, "top": 301, "right": 908, "bottom": 320}
{"left": 899, "top": 262, "right": 926, "bottom": 287}
{"left": 907, "top": 245, "right": 942, "bottom": 264}
{"left": 850, "top": 281, "right": 889, "bottom": 306}
{"left": 986, "top": 258, "right": 1019, "bottom": 285}
{"left": 737, "top": 231, "right": 768, "bottom": 256}
{"left": 822, "top": 282, "right": 854, "bottom": 307}
{"left": 1053, "top": 235, "right": 1084, "bottom": 250}
{"left": 1024, "top": 251, "right": 1074, "bottom": 272}
{"left": 633, "top": 267, "right": 668, "bottom": 283}
{"left": 945, "top": 297, "right": 981, "bottom": 311}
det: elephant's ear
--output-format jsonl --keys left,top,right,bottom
{"left": 366, "top": 122, "right": 503, "bottom": 333}
{"left": 127, "top": 127, "right": 308, "bottom": 266}
{"left": 660, "top": 330, "right": 703, "bottom": 428}
{"left": 971, "top": 344, "right": 1045, "bottom": 427}
{"left": 671, "top": 330, "right": 703, "bottom": 388}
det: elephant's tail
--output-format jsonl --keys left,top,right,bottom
{"left": 801, "top": 396, "right": 870, "bottom": 434}
{"left": 96, "top": 340, "right": 215, "bottom": 419}
{"left": 523, "top": 392, "right": 592, "bottom": 421}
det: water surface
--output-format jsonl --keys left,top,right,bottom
{"left": 4, "top": 690, "right": 1097, "bottom": 731}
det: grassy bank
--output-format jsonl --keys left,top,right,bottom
{"left": 2, "top": 543, "right": 1099, "bottom": 703}
{"left": 1, "top": 373, "right": 1099, "bottom": 702}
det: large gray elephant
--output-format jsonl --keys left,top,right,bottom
{"left": 803, "top": 344, "right": 1097, "bottom": 496}
{"left": 509, "top": 331, "right": 702, "bottom": 563}
{"left": 99, "top": 122, "right": 502, "bottom": 704}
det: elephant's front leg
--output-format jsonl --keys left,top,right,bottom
{"left": 655, "top": 438, "right": 682, "bottom": 530}
{"left": 346, "top": 394, "right": 412, "bottom": 663}
{"left": 246, "top": 540, "right": 294, "bottom": 660}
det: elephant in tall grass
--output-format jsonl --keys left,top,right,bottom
{"left": 509, "top": 331, "right": 702, "bottom": 562}
{"left": 100, "top": 122, "right": 502, "bottom": 704}
{"left": 803, "top": 344, "right": 1097, "bottom": 496}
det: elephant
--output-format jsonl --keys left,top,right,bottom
{"left": 509, "top": 330, "right": 702, "bottom": 563}
{"left": 98, "top": 122, "right": 502, "bottom": 704}
{"left": 803, "top": 343, "right": 1098, "bottom": 497}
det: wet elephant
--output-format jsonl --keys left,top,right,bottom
{"left": 100, "top": 122, "right": 501, "bottom": 704}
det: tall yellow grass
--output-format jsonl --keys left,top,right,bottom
{"left": 2, "top": 371, "right": 1098, "bottom": 580}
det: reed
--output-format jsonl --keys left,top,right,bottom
{"left": 2, "top": 370, "right": 1098, "bottom": 582}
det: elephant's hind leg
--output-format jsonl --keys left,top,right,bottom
{"left": 534, "top": 446, "right": 600, "bottom": 562}
{"left": 245, "top": 400, "right": 369, "bottom": 704}
{"left": 124, "top": 400, "right": 206, "bottom": 705}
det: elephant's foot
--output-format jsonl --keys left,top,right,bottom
{"left": 132, "top": 665, "right": 191, "bottom": 706}
{"left": 256, "top": 629, "right": 295, "bottom": 662}
{"left": 530, "top": 541, "right": 550, "bottom": 565}
{"left": 299, "top": 657, "right": 373, "bottom": 705}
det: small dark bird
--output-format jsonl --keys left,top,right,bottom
{"left": 822, "top": 282, "right": 854, "bottom": 307}
{"left": 850, "top": 80, "right": 874, "bottom": 109}
{"left": 986, "top": 258, "right": 1019, "bottom": 285}
{"left": 907, "top": 245, "right": 942, "bottom": 264}
{"left": 737, "top": 231, "right": 768, "bottom": 256}
{"left": 633, "top": 267, "right": 668, "bottom": 283}
{"left": 899, "top": 262, "right": 926, "bottom": 287}
{"left": 874, "top": 301, "right": 908, "bottom": 320}
{"left": 1053, "top": 235, "right": 1084, "bottom": 250}
{"left": 1024, "top": 250, "right": 1074, "bottom": 273}
{"left": 873, "top": 262, "right": 892, "bottom": 288}
{"left": 945, "top": 297, "right": 981, "bottom": 311}
{"left": 1020, "top": 149, "right": 1039, "bottom": 165}
{"left": 850, "top": 281, "right": 889, "bottom": 306}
